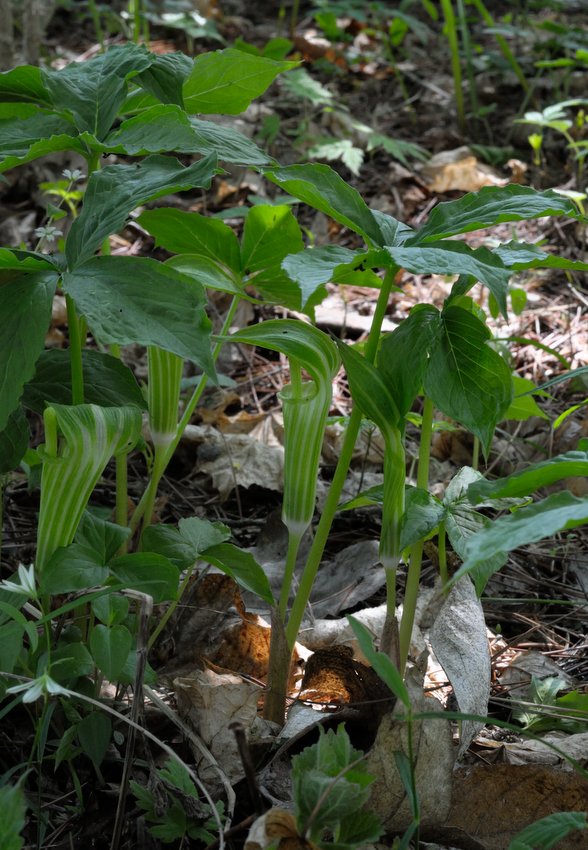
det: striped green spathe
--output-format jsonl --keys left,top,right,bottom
{"left": 36, "top": 404, "right": 142, "bottom": 572}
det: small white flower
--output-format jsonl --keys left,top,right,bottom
{"left": 7, "top": 673, "right": 70, "bottom": 703}
{"left": 62, "top": 168, "right": 85, "bottom": 182}
{"left": 34, "top": 225, "right": 62, "bottom": 243}
{"left": 0, "top": 563, "right": 37, "bottom": 599}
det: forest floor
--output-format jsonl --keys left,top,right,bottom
{"left": 1, "top": 2, "right": 588, "bottom": 849}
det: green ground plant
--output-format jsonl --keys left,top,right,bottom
{"left": 1, "top": 40, "right": 588, "bottom": 848}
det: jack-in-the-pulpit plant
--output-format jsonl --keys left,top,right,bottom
{"left": 1, "top": 38, "right": 588, "bottom": 848}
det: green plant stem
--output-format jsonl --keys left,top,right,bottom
{"left": 87, "top": 0, "right": 105, "bottom": 50}
{"left": 285, "top": 269, "right": 397, "bottom": 650}
{"left": 468, "top": 0, "right": 528, "bottom": 92}
{"left": 472, "top": 434, "right": 480, "bottom": 471}
{"left": 115, "top": 453, "right": 129, "bottom": 554}
{"left": 438, "top": 520, "right": 448, "bottom": 588}
{"left": 147, "top": 566, "right": 195, "bottom": 652}
{"left": 130, "top": 296, "right": 240, "bottom": 536}
{"left": 398, "top": 396, "right": 434, "bottom": 674}
{"left": 278, "top": 531, "right": 303, "bottom": 620}
{"left": 440, "top": 0, "right": 465, "bottom": 135}
{"left": 65, "top": 295, "right": 84, "bottom": 405}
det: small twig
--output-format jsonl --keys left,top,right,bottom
{"left": 110, "top": 590, "right": 153, "bottom": 850}
{"left": 229, "top": 722, "right": 265, "bottom": 817}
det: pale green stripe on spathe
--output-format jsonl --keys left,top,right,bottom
{"left": 147, "top": 346, "right": 183, "bottom": 448}
{"left": 36, "top": 404, "right": 142, "bottom": 573}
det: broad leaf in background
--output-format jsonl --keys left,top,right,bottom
{"left": 0, "top": 248, "right": 57, "bottom": 271}
{"left": 0, "top": 406, "right": 30, "bottom": 473}
{"left": 495, "top": 240, "right": 588, "bottom": 274}
{"left": 452, "top": 491, "right": 588, "bottom": 593}
{"left": 142, "top": 516, "right": 231, "bottom": 569}
{"left": 503, "top": 376, "right": 549, "bottom": 422}
{"left": 65, "top": 153, "right": 219, "bottom": 268}
{"left": 442, "top": 467, "right": 512, "bottom": 593}
{"left": 399, "top": 487, "right": 445, "bottom": 550}
{"left": 282, "top": 245, "right": 382, "bottom": 308}
{"left": 0, "top": 272, "right": 57, "bottom": 431}
{"left": 377, "top": 304, "right": 440, "bottom": 421}
{"left": 108, "top": 552, "right": 179, "bottom": 602}
{"left": 139, "top": 207, "right": 241, "bottom": 269}
{"left": 41, "top": 544, "right": 109, "bottom": 595}
{"left": 102, "top": 105, "right": 202, "bottom": 155}
{"left": 386, "top": 241, "right": 512, "bottom": 316}
{"left": 183, "top": 48, "right": 297, "bottom": 114}
{"left": 241, "top": 205, "right": 304, "bottom": 306}
{"left": 264, "top": 163, "right": 384, "bottom": 246}
{"left": 135, "top": 51, "right": 193, "bottom": 107}
{"left": 90, "top": 624, "right": 133, "bottom": 682}
{"left": 62, "top": 256, "right": 217, "bottom": 380}
{"left": 411, "top": 185, "right": 579, "bottom": 243}
{"left": 0, "top": 64, "right": 51, "bottom": 103}
{"left": 0, "top": 782, "right": 26, "bottom": 850}
{"left": 23, "top": 349, "right": 146, "bottom": 412}
{"left": 189, "top": 118, "right": 271, "bottom": 165}
{"left": 202, "top": 543, "right": 274, "bottom": 605}
{"left": 75, "top": 511, "right": 131, "bottom": 564}
{"left": 468, "top": 449, "right": 588, "bottom": 501}
{"left": 43, "top": 43, "right": 153, "bottom": 138}
{"left": 424, "top": 305, "right": 513, "bottom": 454}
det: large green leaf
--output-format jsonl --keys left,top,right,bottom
{"left": 0, "top": 272, "right": 57, "bottom": 431}
{"left": 183, "top": 48, "right": 297, "bottom": 114}
{"left": 0, "top": 406, "right": 29, "bottom": 474}
{"left": 0, "top": 783, "right": 26, "bottom": 850}
{"left": 242, "top": 205, "right": 303, "bottom": 274}
{"left": 65, "top": 153, "right": 219, "bottom": 269}
{"left": 468, "top": 450, "right": 588, "bottom": 502}
{"left": 109, "top": 552, "right": 180, "bottom": 602}
{"left": 0, "top": 249, "right": 56, "bottom": 271}
{"left": 102, "top": 104, "right": 200, "bottom": 154}
{"left": 23, "top": 349, "right": 147, "bottom": 412}
{"left": 41, "top": 544, "right": 109, "bottom": 595}
{"left": 0, "top": 110, "right": 74, "bottom": 149}
{"left": 138, "top": 207, "right": 241, "bottom": 270}
{"left": 377, "top": 304, "right": 440, "bottom": 420}
{"left": 75, "top": 511, "right": 131, "bottom": 564}
{"left": 452, "top": 491, "right": 588, "bottom": 592}
{"left": 202, "top": 543, "right": 274, "bottom": 605}
{"left": 400, "top": 486, "right": 446, "bottom": 550}
{"left": 386, "top": 241, "right": 512, "bottom": 317}
{"left": 0, "top": 133, "right": 87, "bottom": 173}
{"left": 412, "top": 185, "right": 579, "bottom": 243}
{"left": 264, "top": 163, "right": 384, "bottom": 246}
{"left": 282, "top": 245, "right": 380, "bottom": 308}
{"left": 189, "top": 117, "right": 270, "bottom": 165}
{"left": 142, "top": 516, "right": 231, "bottom": 568}
{"left": 423, "top": 305, "right": 513, "bottom": 454}
{"left": 166, "top": 255, "right": 244, "bottom": 295}
{"left": 135, "top": 52, "right": 193, "bottom": 107}
{"left": 0, "top": 64, "right": 50, "bottom": 103}
{"left": 90, "top": 623, "right": 133, "bottom": 682}
{"left": 495, "top": 240, "right": 588, "bottom": 273}
{"left": 43, "top": 43, "right": 153, "bottom": 138}
{"left": 62, "top": 256, "right": 216, "bottom": 379}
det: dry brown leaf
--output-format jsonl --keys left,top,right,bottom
{"left": 367, "top": 672, "right": 454, "bottom": 831}
{"left": 421, "top": 146, "right": 507, "bottom": 192}
{"left": 246, "top": 809, "right": 318, "bottom": 850}
{"left": 446, "top": 764, "right": 588, "bottom": 850}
